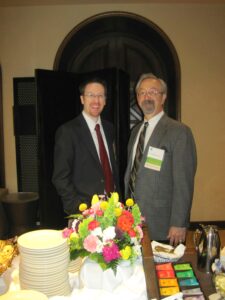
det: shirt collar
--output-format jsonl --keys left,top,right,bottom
{"left": 144, "top": 111, "right": 164, "bottom": 127}
{"left": 82, "top": 111, "right": 102, "bottom": 132}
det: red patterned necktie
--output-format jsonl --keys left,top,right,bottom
{"left": 95, "top": 124, "right": 114, "bottom": 194}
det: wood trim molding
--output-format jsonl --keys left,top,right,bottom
{"left": 190, "top": 221, "right": 225, "bottom": 230}
{"left": 0, "top": 65, "right": 5, "bottom": 187}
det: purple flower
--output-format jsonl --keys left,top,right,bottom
{"left": 102, "top": 242, "right": 121, "bottom": 263}
{"left": 115, "top": 227, "right": 125, "bottom": 240}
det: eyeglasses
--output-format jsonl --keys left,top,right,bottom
{"left": 84, "top": 93, "right": 106, "bottom": 100}
{"left": 137, "top": 89, "right": 163, "bottom": 98}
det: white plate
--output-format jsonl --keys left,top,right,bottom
{"left": 18, "top": 229, "right": 66, "bottom": 250}
{"left": 0, "top": 289, "right": 48, "bottom": 300}
{"left": 20, "top": 280, "right": 71, "bottom": 296}
{"left": 20, "top": 254, "right": 69, "bottom": 266}
{"left": 20, "top": 260, "right": 68, "bottom": 269}
{"left": 18, "top": 242, "right": 68, "bottom": 254}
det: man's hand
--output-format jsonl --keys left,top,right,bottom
{"left": 167, "top": 226, "right": 187, "bottom": 246}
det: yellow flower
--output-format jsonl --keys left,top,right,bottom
{"left": 126, "top": 198, "right": 134, "bottom": 207}
{"left": 79, "top": 203, "right": 87, "bottom": 212}
{"left": 120, "top": 246, "right": 132, "bottom": 260}
{"left": 111, "top": 192, "right": 119, "bottom": 203}
{"left": 91, "top": 194, "right": 99, "bottom": 205}
{"left": 100, "top": 201, "right": 108, "bottom": 211}
{"left": 69, "top": 232, "right": 79, "bottom": 240}
{"left": 114, "top": 207, "right": 122, "bottom": 217}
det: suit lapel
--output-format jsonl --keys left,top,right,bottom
{"left": 76, "top": 115, "right": 102, "bottom": 167}
{"left": 141, "top": 114, "right": 169, "bottom": 166}
{"left": 129, "top": 124, "right": 142, "bottom": 157}
{"left": 126, "top": 123, "right": 142, "bottom": 173}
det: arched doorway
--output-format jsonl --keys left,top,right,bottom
{"left": 54, "top": 11, "right": 181, "bottom": 124}
{"left": 30, "top": 12, "right": 181, "bottom": 228}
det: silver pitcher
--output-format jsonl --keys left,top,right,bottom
{"left": 194, "top": 224, "right": 221, "bottom": 273}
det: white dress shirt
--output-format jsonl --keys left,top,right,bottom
{"left": 132, "top": 111, "right": 164, "bottom": 165}
{"left": 82, "top": 111, "right": 111, "bottom": 164}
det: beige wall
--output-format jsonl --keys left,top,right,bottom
{"left": 0, "top": 3, "right": 225, "bottom": 221}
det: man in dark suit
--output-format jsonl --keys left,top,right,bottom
{"left": 124, "top": 73, "right": 197, "bottom": 245}
{"left": 52, "top": 77, "right": 119, "bottom": 215}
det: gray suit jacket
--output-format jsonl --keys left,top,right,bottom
{"left": 124, "top": 114, "right": 197, "bottom": 241}
{"left": 52, "top": 114, "right": 119, "bottom": 215}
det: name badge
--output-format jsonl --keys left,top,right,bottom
{"left": 145, "top": 146, "right": 165, "bottom": 171}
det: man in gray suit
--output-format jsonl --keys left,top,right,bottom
{"left": 124, "top": 73, "right": 197, "bottom": 246}
{"left": 52, "top": 77, "right": 119, "bottom": 216}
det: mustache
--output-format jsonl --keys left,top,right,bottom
{"left": 140, "top": 99, "right": 155, "bottom": 114}
{"left": 142, "top": 99, "right": 154, "bottom": 106}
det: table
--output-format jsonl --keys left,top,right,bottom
{"left": 1, "top": 228, "right": 224, "bottom": 299}
{"left": 0, "top": 253, "right": 148, "bottom": 300}
{"left": 142, "top": 228, "right": 225, "bottom": 299}
{"left": 0, "top": 192, "right": 39, "bottom": 236}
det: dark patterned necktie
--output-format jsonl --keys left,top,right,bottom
{"left": 95, "top": 124, "right": 114, "bottom": 194}
{"left": 129, "top": 122, "right": 149, "bottom": 198}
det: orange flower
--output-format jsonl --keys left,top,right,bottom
{"left": 117, "top": 211, "right": 134, "bottom": 232}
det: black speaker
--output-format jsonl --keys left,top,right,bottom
{"left": 13, "top": 78, "right": 39, "bottom": 192}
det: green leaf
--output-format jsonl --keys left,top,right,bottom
{"left": 70, "top": 249, "right": 88, "bottom": 260}
{"left": 78, "top": 217, "right": 93, "bottom": 239}
{"left": 108, "top": 259, "right": 119, "bottom": 275}
{"left": 70, "top": 236, "right": 83, "bottom": 250}
{"left": 99, "top": 198, "right": 116, "bottom": 229}
{"left": 132, "top": 204, "right": 141, "bottom": 226}
{"left": 66, "top": 213, "right": 83, "bottom": 220}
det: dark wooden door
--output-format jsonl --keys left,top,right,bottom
{"left": 35, "top": 68, "right": 129, "bottom": 228}
{"left": 55, "top": 13, "right": 180, "bottom": 126}
{"left": 66, "top": 35, "right": 168, "bottom": 128}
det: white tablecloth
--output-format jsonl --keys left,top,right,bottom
{"left": 0, "top": 256, "right": 148, "bottom": 300}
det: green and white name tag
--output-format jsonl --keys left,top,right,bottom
{"left": 145, "top": 146, "right": 165, "bottom": 171}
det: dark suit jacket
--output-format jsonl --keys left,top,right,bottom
{"left": 52, "top": 114, "right": 119, "bottom": 215}
{"left": 124, "top": 114, "right": 197, "bottom": 241}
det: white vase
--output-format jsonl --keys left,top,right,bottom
{"left": 79, "top": 258, "right": 134, "bottom": 292}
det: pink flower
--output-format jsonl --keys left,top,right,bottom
{"left": 62, "top": 228, "right": 73, "bottom": 238}
{"left": 92, "top": 202, "right": 101, "bottom": 213}
{"left": 102, "top": 242, "right": 121, "bottom": 263}
{"left": 96, "top": 209, "right": 103, "bottom": 216}
{"left": 83, "top": 208, "right": 94, "bottom": 217}
{"left": 141, "top": 216, "right": 145, "bottom": 223}
{"left": 83, "top": 235, "right": 99, "bottom": 253}
{"left": 84, "top": 203, "right": 101, "bottom": 218}
{"left": 135, "top": 225, "right": 143, "bottom": 240}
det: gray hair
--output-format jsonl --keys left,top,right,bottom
{"left": 135, "top": 73, "right": 167, "bottom": 95}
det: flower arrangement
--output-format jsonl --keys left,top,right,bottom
{"left": 62, "top": 192, "right": 144, "bottom": 274}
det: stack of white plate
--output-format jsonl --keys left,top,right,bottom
{"left": 17, "top": 229, "right": 71, "bottom": 297}
{"left": 68, "top": 256, "right": 83, "bottom": 273}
